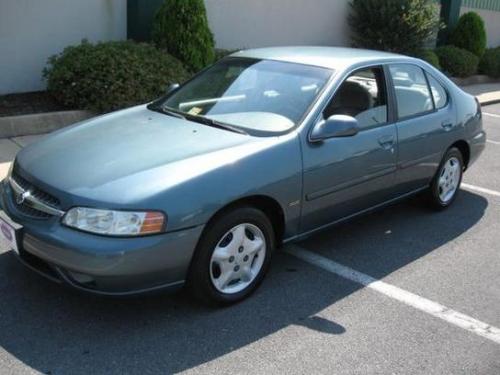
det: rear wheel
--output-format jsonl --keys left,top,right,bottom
{"left": 187, "top": 206, "right": 275, "bottom": 305}
{"left": 428, "top": 147, "right": 463, "bottom": 209}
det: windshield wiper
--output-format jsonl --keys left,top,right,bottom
{"left": 148, "top": 104, "right": 248, "bottom": 135}
{"left": 187, "top": 114, "right": 248, "bottom": 135}
{"left": 148, "top": 105, "right": 186, "bottom": 120}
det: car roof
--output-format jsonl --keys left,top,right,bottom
{"left": 231, "top": 46, "right": 410, "bottom": 70}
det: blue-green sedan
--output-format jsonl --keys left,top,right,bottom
{"left": 0, "top": 47, "right": 486, "bottom": 304}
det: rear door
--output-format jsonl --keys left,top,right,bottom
{"left": 388, "top": 64, "right": 457, "bottom": 192}
{"left": 300, "top": 65, "right": 399, "bottom": 232}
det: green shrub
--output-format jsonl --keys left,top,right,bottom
{"left": 348, "top": 0, "right": 441, "bottom": 55}
{"left": 152, "top": 0, "right": 215, "bottom": 71}
{"left": 449, "top": 12, "right": 486, "bottom": 57}
{"left": 43, "top": 40, "right": 190, "bottom": 113}
{"left": 435, "top": 46, "right": 479, "bottom": 77}
{"left": 479, "top": 48, "right": 500, "bottom": 77}
{"left": 413, "top": 49, "right": 441, "bottom": 69}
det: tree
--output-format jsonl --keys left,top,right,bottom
{"left": 349, "top": 0, "right": 441, "bottom": 55}
{"left": 152, "top": 0, "right": 215, "bottom": 71}
{"left": 449, "top": 12, "right": 487, "bottom": 57}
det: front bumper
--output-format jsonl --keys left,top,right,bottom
{"left": 1, "top": 180, "right": 204, "bottom": 296}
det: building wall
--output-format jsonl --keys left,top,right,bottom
{"left": 0, "top": 0, "right": 127, "bottom": 94}
{"left": 460, "top": 6, "right": 500, "bottom": 47}
{"left": 1, "top": 0, "right": 498, "bottom": 95}
{"left": 205, "top": 0, "right": 500, "bottom": 51}
{"left": 205, "top": 0, "right": 351, "bottom": 50}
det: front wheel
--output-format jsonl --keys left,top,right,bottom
{"left": 187, "top": 207, "right": 275, "bottom": 305}
{"left": 428, "top": 147, "right": 464, "bottom": 209}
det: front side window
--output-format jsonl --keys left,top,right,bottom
{"left": 389, "top": 64, "right": 434, "bottom": 119}
{"left": 156, "top": 58, "right": 332, "bottom": 134}
{"left": 426, "top": 73, "right": 448, "bottom": 109}
{"left": 323, "top": 67, "right": 388, "bottom": 130}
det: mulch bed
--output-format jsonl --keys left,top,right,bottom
{"left": 0, "top": 91, "right": 72, "bottom": 117}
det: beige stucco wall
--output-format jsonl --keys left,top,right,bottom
{"left": 0, "top": 0, "right": 127, "bottom": 94}
{"left": 205, "top": 0, "right": 351, "bottom": 50}
{"left": 205, "top": 2, "right": 500, "bottom": 51}
{"left": 460, "top": 7, "right": 500, "bottom": 47}
{"left": 1, "top": 1, "right": 498, "bottom": 95}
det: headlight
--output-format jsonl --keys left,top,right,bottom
{"left": 62, "top": 207, "right": 166, "bottom": 236}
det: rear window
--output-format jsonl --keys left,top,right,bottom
{"left": 426, "top": 74, "right": 448, "bottom": 109}
{"left": 389, "top": 64, "right": 433, "bottom": 119}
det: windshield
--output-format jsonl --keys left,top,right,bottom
{"left": 155, "top": 58, "right": 333, "bottom": 134}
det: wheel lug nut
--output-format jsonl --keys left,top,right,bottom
{"left": 238, "top": 246, "right": 244, "bottom": 253}
{"left": 229, "top": 256, "right": 235, "bottom": 263}
{"left": 234, "top": 265, "right": 240, "bottom": 272}
{"left": 243, "top": 255, "right": 249, "bottom": 262}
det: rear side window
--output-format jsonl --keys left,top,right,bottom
{"left": 426, "top": 74, "right": 448, "bottom": 109}
{"left": 389, "top": 64, "right": 433, "bottom": 119}
{"left": 324, "top": 66, "right": 387, "bottom": 130}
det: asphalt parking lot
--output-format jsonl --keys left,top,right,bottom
{"left": 0, "top": 104, "right": 499, "bottom": 374}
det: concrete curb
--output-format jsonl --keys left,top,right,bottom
{"left": 458, "top": 82, "right": 500, "bottom": 107}
{"left": 0, "top": 110, "right": 94, "bottom": 138}
{"left": 452, "top": 75, "right": 500, "bottom": 87}
{"left": 467, "top": 91, "right": 500, "bottom": 106}
{"left": 480, "top": 98, "right": 500, "bottom": 106}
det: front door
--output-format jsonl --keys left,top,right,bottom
{"left": 300, "top": 66, "right": 398, "bottom": 232}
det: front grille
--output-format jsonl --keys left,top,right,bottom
{"left": 12, "top": 172, "right": 60, "bottom": 207}
{"left": 14, "top": 201, "right": 53, "bottom": 219}
{"left": 9, "top": 167, "right": 61, "bottom": 219}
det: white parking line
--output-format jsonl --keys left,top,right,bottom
{"left": 483, "top": 112, "right": 500, "bottom": 118}
{"left": 462, "top": 183, "right": 500, "bottom": 197}
{"left": 487, "top": 140, "right": 500, "bottom": 145}
{"left": 285, "top": 244, "right": 500, "bottom": 345}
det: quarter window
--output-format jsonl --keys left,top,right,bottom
{"left": 323, "top": 67, "right": 387, "bottom": 130}
{"left": 426, "top": 74, "right": 448, "bottom": 109}
{"left": 389, "top": 64, "right": 433, "bottom": 119}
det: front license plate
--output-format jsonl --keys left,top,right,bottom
{"left": 0, "top": 210, "right": 22, "bottom": 255}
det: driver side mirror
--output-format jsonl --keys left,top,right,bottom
{"left": 166, "top": 83, "right": 180, "bottom": 94}
{"left": 310, "top": 114, "right": 359, "bottom": 142}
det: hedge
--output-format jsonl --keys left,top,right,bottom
{"left": 435, "top": 46, "right": 479, "bottom": 77}
{"left": 43, "top": 40, "right": 190, "bottom": 112}
{"left": 413, "top": 49, "right": 441, "bottom": 70}
{"left": 479, "top": 48, "right": 500, "bottom": 78}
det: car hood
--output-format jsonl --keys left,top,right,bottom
{"left": 15, "top": 105, "right": 258, "bottom": 195}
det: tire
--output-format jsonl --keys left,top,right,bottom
{"left": 427, "top": 147, "right": 464, "bottom": 210}
{"left": 187, "top": 206, "right": 275, "bottom": 306}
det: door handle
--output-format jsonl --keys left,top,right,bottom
{"left": 378, "top": 135, "right": 395, "bottom": 150}
{"left": 441, "top": 121, "right": 453, "bottom": 130}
